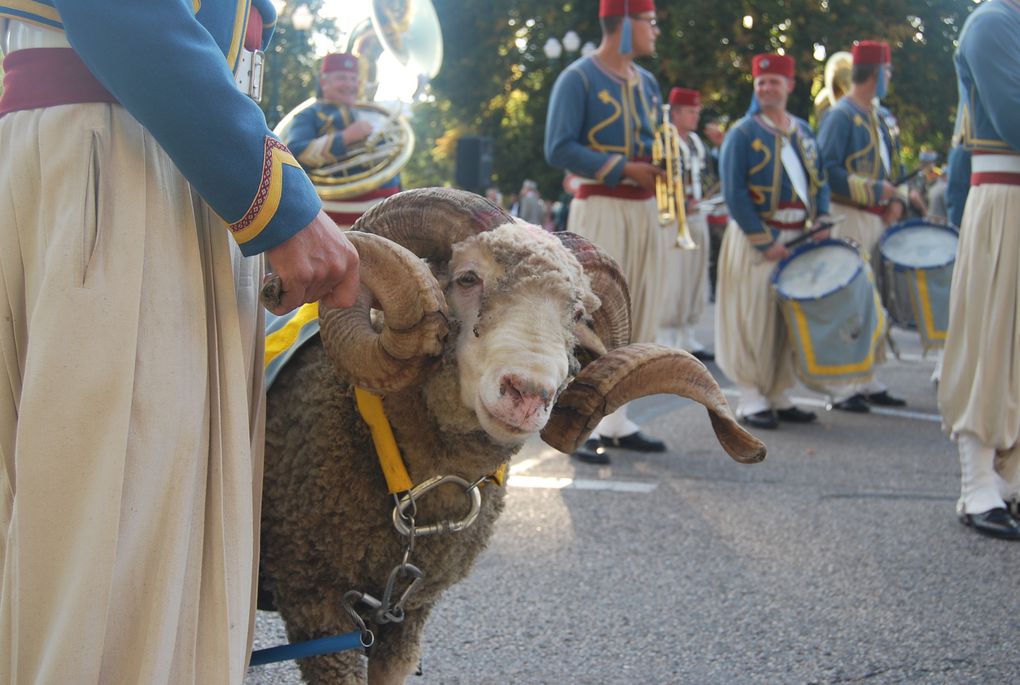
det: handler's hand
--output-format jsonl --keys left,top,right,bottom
{"left": 342, "top": 120, "right": 374, "bottom": 146}
{"left": 263, "top": 210, "right": 360, "bottom": 315}
{"left": 623, "top": 161, "right": 665, "bottom": 192}
{"left": 762, "top": 241, "right": 790, "bottom": 262}
{"left": 882, "top": 199, "right": 905, "bottom": 226}
{"left": 810, "top": 214, "right": 832, "bottom": 241}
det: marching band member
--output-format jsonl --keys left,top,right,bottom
{"left": 0, "top": 2, "right": 359, "bottom": 682}
{"left": 659, "top": 86, "right": 714, "bottom": 362}
{"left": 282, "top": 52, "right": 401, "bottom": 227}
{"left": 816, "top": 40, "right": 907, "bottom": 413}
{"left": 939, "top": 0, "right": 1020, "bottom": 541}
{"left": 715, "top": 53, "right": 830, "bottom": 430}
{"left": 544, "top": 0, "right": 671, "bottom": 464}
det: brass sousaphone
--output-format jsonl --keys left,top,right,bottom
{"left": 275, "top": 0, "right": 443, "bottom": 200}
{"left": 813, "top": 50, "right": 852, "bottom": 124}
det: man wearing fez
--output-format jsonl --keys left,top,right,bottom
{"left": 544, "top": 0, "right": 670, "bottom": 464}
{"left": 715, "top": 53, "right": 829, "bottom": 430}
{"left": 0, "top": 3, "right": 358, "bottom": 682}
{"left": 659, "top": 86, "right": 714, "bottom": 362}
{"left": 282, "top": 52, "right": 400, "bottom": 227}
{"left": 939, "top": 0, "right": 1020, "bottom": 540}
{"left": 816, "top": 39, "right": 908, "bottom": 413}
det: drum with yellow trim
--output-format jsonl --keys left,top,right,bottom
{"left": 878, "top": 219, "right": 957, "bottom": 351}
{"left": 772, "top": 238, "right": 887, "bottom": 391}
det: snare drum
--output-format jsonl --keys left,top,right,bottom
{"left": 878, "top": 220, "right": 957, "bottom": 350}
{"left": 773, "top": 239, "right": 887, "bottom": 391}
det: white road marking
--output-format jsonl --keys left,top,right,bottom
{"left": 507, "top": 475, "right": 658, "bottom": 493}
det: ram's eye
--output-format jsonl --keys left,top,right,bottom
{"left": 455, "top": 271, "right": 480, "bottom": 287}
{"left": 572, "top": 306, "right": 585, "bottom": 323}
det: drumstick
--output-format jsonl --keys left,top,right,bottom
{"left": 786, "top": 220, "right": 836, "bottom": 250}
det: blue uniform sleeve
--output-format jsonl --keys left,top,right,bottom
{"left": 285, "top": 105, "right": 350, "bottom": 168}
{"left": 544, "top": 68, "right": 626, "bottom": 185}
{"left": 961, "top": 13, "right": 1020, "bottom": 151}
{"left": 721, "top": 127, "right": 774, "bottom": 251}
{"left": 946, "top": 146, "right": 971, "bottom": 227}
{"left": 54, "top": 0, "right": 322, "bottom": 257}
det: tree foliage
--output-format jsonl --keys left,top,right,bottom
{"left": 402, "top": 0, "right": 976, "bottom": 200}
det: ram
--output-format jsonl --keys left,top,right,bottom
{"left": 259, "top": 188, "right": 765, "bottom": 684}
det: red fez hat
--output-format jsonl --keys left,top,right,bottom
{"left": 852, "top": 41, "right": 890, "bottom": 66}
{"left": 669, "top": 87, "right": 701, "bottom": 108}
{"left": 752, "top": 53, "right": 794, "bottom": 79}
{"left": 599, "top": 0, "right": 655, "bottom": 18}
{"left": 321, "top": 52, "right": 359, "bottom": 75}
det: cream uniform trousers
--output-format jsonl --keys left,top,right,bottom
{"left": 939, "top": 184, "right": 1020, "bottom": 490}
{"left": 831, "top": 203, "right": 885, "bottom": 254}
{"left": 714, "top": 221, "right": 797, "bottom": 408}
{"left": 567, "top": 194, "right": 670, "bottom": 346}
{"left": 659, "top": 211, "right": 709, "bottom": 342}
{"left": 0, "top": 102, "right": 265, "bottom": 683}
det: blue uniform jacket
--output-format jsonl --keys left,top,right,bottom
{"left": 544, "top": 55, "right": 662, "bottom": 185}
{"left": 281, "top": 99, "right": 400, "bottom": 192}
{"left": 817, "top": 97, "right": 904, "bottom": 209}
{"left": 953, "top": 0, "right": 1020, "bottom": 155}
{"left": 285, "top": 100, "right": 358, "bottom": 169}
{"left": 720, "top": 113, "right": 830, "bottom": 252}
{"left": 945, "top": 146, "right": 972, "bottom": 227}
{"left": 0, "top": 0, "right": 321, "bottom": 257}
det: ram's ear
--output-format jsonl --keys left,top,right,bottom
{"left": 573, "top": 322, "right": 607, "bottom": 370}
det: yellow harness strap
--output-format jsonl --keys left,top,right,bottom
{"left": 354, "top": 387, "right": 414, "bottom": 494}
{"left": 353, "top": 388, "right": 509, "bottom": 493}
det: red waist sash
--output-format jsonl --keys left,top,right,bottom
{"left": 0, "top": 48, "right": 118, "bottom": 117}
{"left": 971, "top": 172, "right": 1020, "bottom": 186}
{"left": 574, "top": 183, "right": 655, "bottom": 201}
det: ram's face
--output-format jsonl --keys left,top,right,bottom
{"left": 444, "top": 224, "right": 596, "bottom": 445}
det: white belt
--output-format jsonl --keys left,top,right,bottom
{"left": 769, "top": 207, "right": 808, "bottom": 224}
{"left": 971, "top": 153, "right": 1020, "bottom": 174}
{"left": 3, "top": 19, "right": 71, "bottom": 52}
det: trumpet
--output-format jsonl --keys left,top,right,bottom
{"left": 652, "top": 104, "right": 697, "bottom": 250}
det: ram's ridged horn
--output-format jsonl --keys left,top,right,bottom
{"left": 541, "top": 343, "right": 767, "bottom": 464}
{"left": 317, "top": 188, "right": 513, "bottom": 392}
{"left": 318, "top": 231, "right": 448, "bottom": 393}
{"left": 352, "top": 187, "right": 514, "bottom": 262}
{"left": 554, "top": 232, "right": 632, "bottom": 352}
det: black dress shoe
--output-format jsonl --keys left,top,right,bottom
{"left": 571, "top": 438, "right": 610, "bottom": 464}
{"left": 740, "top": 409, "right": 778, "bottom": 430}
{"left": 958, "top": 507, "right": 1020, "bottom": 541}
{"left": 863, "top": 390, "right": 907, "bottom": 407}
{"left": 775, "top": 406, "right": 817, "bottom": 423}
{"left": 601, "top": 431, "right": 667, "bottom": 452}
{"left": 830, "top": 394, "right": 870, "bottom": 413}
{"left": 691, "top": 349, "right": 715, "bottom": 363}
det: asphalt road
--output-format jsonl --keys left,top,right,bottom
{"left": 247, "top": 304, "right": 1019, "bottom": 685}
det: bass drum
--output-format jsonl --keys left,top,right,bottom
{"left": 274, "top": 99, "right": 414, "bottom": 201}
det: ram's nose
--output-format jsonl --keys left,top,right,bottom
{"left": 490, "top": 373, "right": 555, "bottom": 432}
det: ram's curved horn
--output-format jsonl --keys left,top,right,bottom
{"left": 554, "top": 232, "right": 631, "bottom": 353}
{"left": 309, "top": 232, "right": 444, "bottom": 392}
{"left": 541, "top": 343, "right": 767, "bottom": 464}
{"left": 351, "top": 187, "right": 514, "bottom": 262}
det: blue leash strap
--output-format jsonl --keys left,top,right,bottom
{"left": 249, "top": 631, "right": 366, "bottom": 666}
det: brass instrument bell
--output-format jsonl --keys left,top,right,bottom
{"left": 653, "top": 104, "right": 697, "bottom": 250}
